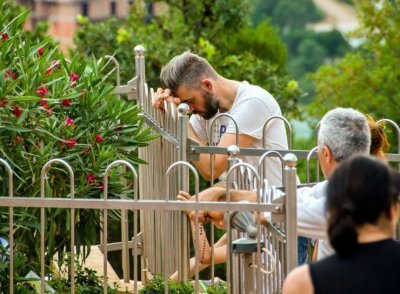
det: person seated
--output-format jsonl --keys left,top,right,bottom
{"left": 187, "top": 108, "right": 371, "bottom": 261}
{"left": 282, "top": 155, "right": 400, "bottom": 294}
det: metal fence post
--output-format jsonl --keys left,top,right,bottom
{"left": 283, "top": 153, "right": 298, "bottom": 274}
{"left": 134, "top": 45, "right": 145, "bottom": 106}
{"left": 177, "top": 103, "right": 190, "bottom": 282}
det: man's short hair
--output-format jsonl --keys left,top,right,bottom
{"left": 160, "top": 51, "right": 218, "bottom": 94}
{"left": 318, "top": 108, "right": 371, "bottom": 162}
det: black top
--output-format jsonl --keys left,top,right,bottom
{"left": 309, "top": 239, "right": 400, "bottom": 294}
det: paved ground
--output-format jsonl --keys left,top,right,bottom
{"left": 311, "top": 0, "right": 359, "bottom": 33}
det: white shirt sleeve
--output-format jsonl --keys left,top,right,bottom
{"left": 264, "top": 181, "right": 328, "bottom": 239}
{"left": 227, "top": 98, "right": 274, "bottom": 140}
{"left": 297, "top": 197, "right": 328, "bottom": 239}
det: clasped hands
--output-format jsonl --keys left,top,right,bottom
{"left": 177, "top": 191, "right": 226, "bottom": 228}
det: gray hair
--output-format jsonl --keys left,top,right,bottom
{"left": 318, "top": 108, "right": 371, "bottom": 162}
{"left": 160, "top": 51, "right": 218, "bottom": 93}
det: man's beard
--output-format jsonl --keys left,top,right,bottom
{"left": 201, "top": 90, "right": 219, "bottom": 120}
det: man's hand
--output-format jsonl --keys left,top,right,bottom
{"left": 152, "top": 88, "right": 181, "bottom": 112}
{"left": 177, "top": 189, "right": 226, "bottom": 225}
{"left": 177, "top": 190, "right": 208, "bottom": 222}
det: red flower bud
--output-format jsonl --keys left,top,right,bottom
{"left": 4, "top": 70, "right": 17, "bottom": 80}
{"left": 38, "top": 47, "right": 44, "bottom": 57}
{"left": 98, "top": 184, "right": 104, "bottom": 191}
{"left": 115, "top": 125, "right": 124, "bottom": 132}
{"left": 2, "top": 33, "right": 8, "bottom": 41}
{"left": 94, "top": 134, "right": 104, "bottom": 143}
{"left": 15, "top": 136, "right": 22, "bottom": 144}
{"left": 71, "top": 72, "right": 80, "bottom": 82}
{"left": 61, "top": 99, "right": 71, "bottom": 107}
{"left": 65, "top": 117, "right": 74, "bottom": 126}
{"left": 87, "top": 174, "right": 96, "bottom": 183}
{"left": 45, "top": 60, "right": 60, "bottom": 75}
{"left": 46, "top": 108, "right": 52, "bottom": 115}
{"left": 0, "top": 98, "right": 7, "bottom": 107}
{"left": 36, "top": 86, "right": 49, "bottom": 98}
{"left": 82, "top": 147, "right": 90, "bottom": 154}
{"left": 12, "top": 106, "right": 22, "bottom": 117}
{"left": 40, "top": 99, "right": 49, "bottom": 109}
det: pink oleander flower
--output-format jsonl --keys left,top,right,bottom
{"left": 65, "top": 117, "right": 74, "bottom": 126}
{"left": 46, "top": 108, "right": 52, "bottom": 115}
{"left": 94, "top": 134, "right": 104, "bottom": 143}
{"left": 13, "top": 106, "right": 22, "bottom": 117}
{"left": 61, "top": 99, "right": 71, "bottom": 107}
{"left": 71, "top": 72, "right": 80, "bottom": 82}
{"left": 36, "top": 86, "right": 48, "bottom": 98}
{"left": 0, "top": 98, "right": 7, "bottom": 107}
{"left": 98, "top": 184, "right": 104, "bottom": 191}
{"left": 87, "top": 174, "right": 96, "bottom": 183}
{"left": 38, "top": 47, "right": 44, "bottom": 57}
{"left": 2, "top": 33, "right": 8, "bottom": 41}
{"left": 67, "top": 138, "right": 75, "bottom": 148}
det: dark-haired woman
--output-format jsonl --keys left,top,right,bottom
{"left": 282, "top": 155, "right": 400, "bottom": 294}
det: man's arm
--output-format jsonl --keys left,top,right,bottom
{"left": 189, "top": 124, "right": 256, "bottom": 181}
{"left": 195, "top": 186, "right": 258, "bottom": 202}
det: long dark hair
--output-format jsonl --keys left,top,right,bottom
{"left": 326, "top": 155, "right": 399, "bottom": 257}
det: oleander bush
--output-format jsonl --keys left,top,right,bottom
{"left": 0, "top": 0, "right": 156, "bottom": 278}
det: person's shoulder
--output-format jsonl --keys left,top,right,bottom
{"left": 282, "top": 265, "right": 313, "bottom": 294}
{"left": 237, "top": 81, "right": 275, "bottom": 101}
{"left": 384, "top": 239, "right": 400, "bottom": 251}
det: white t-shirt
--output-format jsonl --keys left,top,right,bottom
{"left": 264, "top": 180, "right": 334, "bottom": 260}
{"left": 190, "top": 81, "right": 288, "bottom": 187}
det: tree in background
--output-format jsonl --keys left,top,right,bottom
{"left": 310, "top": 0, "right": 400, "bottom": 122}
{"left": 73, "top": 0, "right": 301, "bottom": 117}
{"left": 251, "top": 0, "right": 351, "bottom": 104}
{"left": 252, "top": 0, "right": 323, "bottom": 30}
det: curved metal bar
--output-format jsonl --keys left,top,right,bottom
{"left": 208, "top": 113, "right": 240, "bottom": 185}
{"left": 258, "top": 150, "right": 285, "bottom": 193}
{"left": 208, "top": 113, "right": 240, "bottom": 146}
{"left": 103, "top": 160, "right": 138, "bottom": 286}
{"left": 40, "top": 159, "right": 75, "bottom": 293}
{"left": 225, "top": 162, "right": 261, "bottom": 294}
{"left": 0, "top": 159, "right": 14, "bottom": 293}
{"left": 165, "top": 161, "right": 200, "bottom": 292}
{"left": 103, "top": 160, "right": 138, "bottom": 200}
{"left": 306, "top": 146, "right": 319, "bottom": 184}
{"left": 377, "top": 118, "right": 400, "bottom": 153}
{"left": 262, "top": 115, "right": 292, "bottom": 149}
{"left": 105, "top": 55, "right": 121, "bottom": 87}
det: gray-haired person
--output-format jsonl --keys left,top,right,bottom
{"left": 189, "top": 107, "right": 371, "bottom": 260}
{"left": 152, "top": 51, "right": 288, "bottom": 187}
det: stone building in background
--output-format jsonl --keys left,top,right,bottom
{"left": 16, "top": 0, "right": 134, "bottom": 50}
